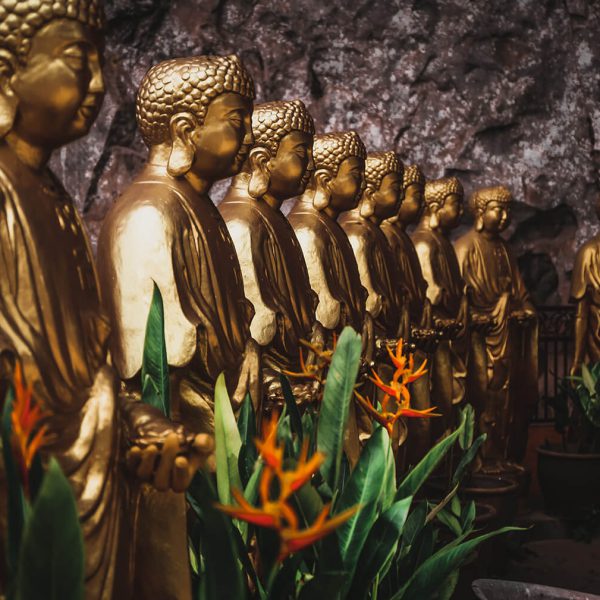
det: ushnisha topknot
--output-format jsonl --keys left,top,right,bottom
{"left": 469, "top": 185, "right": 512, "bottom": 214}
{"left": 313, "top": 131, "right": 367, "bottom": 174}
{"left": 424, "top": 177, "right": 464, "bottom": 207}
{"left": 252, "top": 100, "right": 315, "bottom": 156}
{"left": 403, "top": 164, "right": 426, "bottom": 189}
{"left": 364, "top": 151, "right": 404, "bottom": 191}
{"left": 137, "top": 55, "right": 255, "bottom": 147}
{"left": 0, "top": 0, "right": 104, "bottom": 62}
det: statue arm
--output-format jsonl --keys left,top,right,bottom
{"left": 225, "top": 219, "right": 277, "bottom": 346}
{"left": 349, "top": 234, "right": 382, "bottom": 318}
{"left": 572, "top": 293, "right": 590, "bottom": 374}
{"left": 295, "top": 227, "right": 341, "bottom": 331}
{"left": 414, "top": 240, "right": 443, "bottom": 308}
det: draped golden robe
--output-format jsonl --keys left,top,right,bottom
{"left": 411, "top": 225, "right": 466, "bottom": 438}
{"left": 455, "top": 229, "right": 538, "bottom": 463}
{"left": 0, "top": 142, "right": 122, "bottom": 599}
{"left": 571, "top": 236, "right": 600, "bottom": 362}
{"left": 382, "top": 220, "right": 432, "bottom": 463}
{"left": 219, "top": 178, "right": 318, "bottom": 372}
{"left": 339, "top": 209, "right": 402, "bottom": 339}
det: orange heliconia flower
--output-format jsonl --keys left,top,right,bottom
{"left": 357, "top": 339, "right": 438, "bottom": 436}
{"left": 281, "top": 335, "right": 338, "bottom": 385}
{"left": 10, "top": 363, "right": 48, "bottom": 495}
{"left": 217, "top": 412, "right": 357, "bottom": 561}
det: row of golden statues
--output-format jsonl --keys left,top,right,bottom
{"left": 7, "top": 1, "right": 600, "bottom": 599}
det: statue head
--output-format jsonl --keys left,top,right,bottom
{"left": 423, "top": 176, "right": 464, "bottom": 231}
{"left": 137, "top": 55, "right": 255, "bottom": 182}
{"left": 310, "top": 131, "right": 366, "bottom": 214}
{"left": 0, "top": 0, "right": 105, "bottom": 155}
{"left": 469, "top": 185, "right": 512, "bottom": 234}
{"left": 245, "top": 99, "right": 315, "bottom": 201}
{"left": 397, "top": 163, "right": 425, "bottom": 225}
{"left": 359, "top": 151, "right": 404, "bottom": 221}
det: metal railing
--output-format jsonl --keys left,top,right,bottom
{"left": 535, "top": 305, "right": 575, "bottom": 422}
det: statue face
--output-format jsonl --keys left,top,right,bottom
{"left": 373, "top": 172, "right": 402, "bottom": 220}
{"left": 10, "top": 19, "right": 104, "bottom": 149}
{"left": 482, "top": 200, "right": 510, "bottom": 233}
{"left": 329, "top": 156, "right": 364, "bottom": 212}
{"left": 398, "top": 183, "right": 423, "bottom": 224}
{"left": 438, "top": 193, "right": 463, "bottom": 230}
{"left": 268, "top": 130, "right": 314, "bottom": 200}
{"left": 190, "top": 92, "right": 254, "bottom": 181}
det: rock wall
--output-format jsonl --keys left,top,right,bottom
{"left": 52, "top": 0, "right": 600, "bottom": 304}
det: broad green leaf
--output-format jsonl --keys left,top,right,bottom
{"left": 17, "top": 458, "right": 84, "bottom": 600}
{"left": 380, "top": 430, "right": 396, "bottom": 511}
{"left": 436, "top": 508, "right": 462, "bottom": 537}
{"left": 580, "top": 387, "right": 600, "bottom": 428}
{"left": 318, "top": 327, "right": 362, "bottom": 496}
{"left": 458, "top": 404, "right": 474, "bottom": 450}
{"left": 334, "top": 426, "right": 388, "bottom": 587}
{"left": 268, "top": 554, "right": 303, "bottom": 600}
{"left": 298, "top": 571, "right": 347, "bottom": 599}
{"left": 401, "top": 501, "right": 427, "bottom": 550}
{"left": 452, "top": 433, "right": 487, "bottom": 485}
{"left": 141, "top": 282, "right": 170, "bottom": 416}
{"left": 461, "top": 500, "right": 476, "bottom": 533}
{"left": 349, "top": 496, "right": 413, "bottom": 600}
{"left": 1, "top": 386, "right": 26, "bottom": 587}
{"left": 214, "top": 373, "right": 243, "bottom": 506}
{"left": 437, "top": 569, "right": 460, "bottom": 600}
{"left": 396, "top": 411, "right": 466, "bottom": 501}
{"left": 393, "top": 526, "right": 521, "bottom": 600}
{"left": 280, "top": 374, "right": 303, "bottom": 444}
{"left": 237, "top": 394, "right": 258, "bottom": 486}
{"left": 582, "top": 363, "right": 596, "bottom": 397}
{"left": 189, "top": 471, "right": 247, "bottom": 600}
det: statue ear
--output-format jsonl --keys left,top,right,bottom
{"left": 313, "top": 169, "right": 332, "bottom": 210}
{"left": 167, "top": 112, "right": 196, "bottom": 177}
{"left": 248, "top": 146, "right": 271, "bottom": 199}
{"left": 0, "top": 51, "right": 18, "bottom": 139}
{"left": 475, "top": 212, "right": 484, "bottom": 232}
{"left": 429, "top": 204, "right": 440, "bottom": 230}
{"left": 360, "top": 188, "right": 376, "bottom": 218}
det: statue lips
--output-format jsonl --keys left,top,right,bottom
{"left": 78, "top": 95, "right": 102, "bottom": 125}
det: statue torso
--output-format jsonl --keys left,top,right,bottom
{"left": 288, "top": 199, "right": 366, "bottom": 333}
{"left": 219, "top": 182, "right": 317, "bottom": 368}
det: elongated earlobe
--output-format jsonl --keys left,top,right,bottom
{"left": 313, "top": 169, "right": 332, "bottom": 210}
{"left": 360, "top": 190, "right": 375, "bottom": 218}
{"left": 0, "top": 51, "right": 18, "bottom": 139}
{"left": 167, "top": 112, "right": 196, "bottom": 177}
{"left": 475, "top": 214, "right": 484, "bottom": 232}
{"left": 429, "top": 208, "right": 439, "bottom": 230}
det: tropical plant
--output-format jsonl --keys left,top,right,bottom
{"left": 1, "top": 364, "right": 85, "bottom": 600}
{"left": 188, "top": 327, "right": 516, "bottom": 600}
{"left": 550, "top": 362, "right": 600, "bottom": 453}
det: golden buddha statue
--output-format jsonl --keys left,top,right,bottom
{"left": 0, "top": 3, "right": 209, "bottom": 599}
{"left": 455, "top": 186, "right": 537, "bottom": 466}
{"left": 288, "top": 131, "right": 373, "bottom": 358}
{"left": 97, "top": 55, "right": 259, "bottom": 599}
{"left": 381, "top": 163, "right": 436, "bottom": 463}
{"left": 412, "top": 177, "right": 467, "bottom": 438}
{"left": 218, "top": 100, "right": 321, "bottom": 404}
{"left": 339, "top": 151, "right": 404, "bottom": 342}
{"left": 571, "top": 195, "right": 600, "bottom": 374}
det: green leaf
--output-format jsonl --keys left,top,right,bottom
{"left": 141, "top": 282, "right": 170, "bottom": 416}
{"left": 1, "top": 386, "right": 25, "bottom": 584}
{"left": 280, "top": 374, "right": 303, "bottom": 444}
{"left": 349, "top": 496, "right": 413, "bottom": 600}
{"left": 334, "top": 426, "right": 388, "bottom": 587}
{"left": 436, "top": 509, "right": 462, "bottom": 537}
{"left": 188, "top": 471, "right": 247, "bottom": 600}
{"left": 214, "top": 373, "right": 243, "bottom": 506}
{"left": 17, "top": 458, "right": 84, "bottom": 600}
{"left": 298, "top": 571, "right": 347, "bottom": 600}
{"left": 395, "top": 414, "right": 465, "bottom": 501}
{"left": 393, "top": 526, "right": 521, "bottom": 600}
{"left": 452, "top": 433, "right": 487, "bottom": 485}
{"left": 402, "top": 501, "right": 428, "bottom": 550}
{"left": 237, "top": 394, "right": 258, "bottom": 486}
{"left": 318, "top": 327, "right": 362, "bottom": 496}
{"left": 458, "top": 404, "right": 474, "bottom": 450}
{"left": 381, "top": 430, "right": 396, "bottom": 511}
{"left": 582, "top": 363, "right": 596, "bottom": 397}
{"left": 461, "top": 501, "right": 476, "bottom": 533}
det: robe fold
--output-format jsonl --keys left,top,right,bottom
{"left": 0, "top": 142, "right": 122, "bottom": 599}
{"left": 455, "top": 229, "right": 538, "bottom": 463}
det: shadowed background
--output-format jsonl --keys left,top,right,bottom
{"left": 52, "top": 0, "right": 600, "bottom": 304}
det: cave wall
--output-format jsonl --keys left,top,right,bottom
{"left": 52, "top": 0, "right": 600, "bottom": 304}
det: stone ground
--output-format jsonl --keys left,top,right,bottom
{"left": 50, "top": 0, "right": 600, "bottom": 304}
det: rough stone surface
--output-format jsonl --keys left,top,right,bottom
{"left": 51, "top": 0, "right": 600, "bottom": 304}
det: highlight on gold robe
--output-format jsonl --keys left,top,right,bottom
{"left": 219, "top": 99, "right": 321, "bottom": 406}
{"left": 339, "top": 150, "right": 404, "bottom": 343}
{"left": 455, "top": 185, "right": 538, "bottom": 468}
{"left": 381, "top": 163, "right": 434, "bottom": 463}
{"left": 96, "top": 55, "right": 260, "bottom": 600}
{"left": 571, "top": 194, "right": 600, "bottom": 375}
{"left": 412, "top": 177, "right": 467, "bottom": 439}
{"left": 288, "top": 131, "right": 373, "bottom": 358}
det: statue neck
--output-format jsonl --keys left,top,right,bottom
{"left": 233, "top": 171, "right": 284, "bottom": 210}
{"left": 148, "top": 144, "right": 212, "bottom": 196}
{"left": 5, "top": 132, "right": 51, "bottom": 172}
{"left": 480, "top": 228, "right": 499, "bottom": 241}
